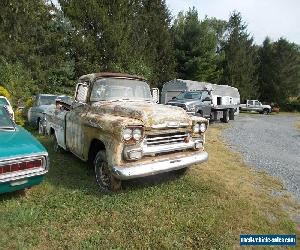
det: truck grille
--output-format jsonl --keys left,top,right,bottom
{"left": 145, "top": 132, "right": 188, "bottom": 146}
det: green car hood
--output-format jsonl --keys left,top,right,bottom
{"left": 0, "top": 126, "right": 47, "bottom": 161}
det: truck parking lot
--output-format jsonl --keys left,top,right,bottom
{"left": 223, "top": 113, "right": 300, "bottom": 201}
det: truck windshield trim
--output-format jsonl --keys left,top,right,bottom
{"left": 90, "top": 78, "right": 152, "bottom": 102}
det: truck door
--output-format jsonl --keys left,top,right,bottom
{"left": 65, "top": 83, "right": 89, "bottom": 159}
{"left": 198, "top": 91, "right": 212, "bottom": 118}
{"left": 254, "top": 100, "right": 262, "bottom": 112}
{"left": 247, "top": 100, "right": 254, "bottom": 111}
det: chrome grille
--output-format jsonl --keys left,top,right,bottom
{"left": 145, "top": 132, "right": 188, "bottom": 146}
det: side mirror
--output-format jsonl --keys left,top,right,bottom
{"left": 203, "top": 97, "right": 212, "bottom": 102}
{"left": 151, "top": 88, "right": 159, "bottom": 103}
{"left": 75, "top": 83, "right": 89, "bottom": 103}
{"left": 172, "top": 96, "right": 177, "bottom": 100}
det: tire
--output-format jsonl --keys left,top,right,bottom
{"left": 94, "top": 151, "right": 121, "bottom": 193}
{"left": 38, "top": 119, "right": 45, "bottom": 135}
{"left": 263, "top": 109, "right": 269, "bottom": 115}
{"left": 221, "top": 109, "right": 229, "bottom": 123}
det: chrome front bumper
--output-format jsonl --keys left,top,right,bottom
{"left": 112, "top": 151, "right": 208, "bottom": 180}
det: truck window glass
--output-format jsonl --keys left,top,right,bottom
{"left": 90, "top": 78, "right": 152, "bottom": 102}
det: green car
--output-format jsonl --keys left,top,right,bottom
{"left": 0, "top": 106, "right": 49, "bottom": 194}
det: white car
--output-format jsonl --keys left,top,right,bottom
{"left": 0, "top": 96, "right": 14, "bottom": 120}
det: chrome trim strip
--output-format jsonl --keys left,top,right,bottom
{"left": 143, "top": 140, "right": 202, "bottom": 155}
{"left": 0, "top": 169, "right": 48, "bottom": 183}
{"left": 112, "top": 151, "right": 208, "bottom": 180}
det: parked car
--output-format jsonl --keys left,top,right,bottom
{"left": 27, "top": 94, "right": 72, "bottom": 134}
{"left": 0, "top": 106, "right": 49, "bottom": 194}
{"left": 0, "top": 95, "right": 14, "bottom": 120}
{"left": 240, "top": 100, "right": 271, "bottom": 114}
{"left": 45, "top": 72, "right": 209, "bottom": 192}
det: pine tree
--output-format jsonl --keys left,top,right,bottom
{"left": 221, "top": 11, "right": 258, "bottom": 100}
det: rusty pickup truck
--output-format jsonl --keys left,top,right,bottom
{"left": 45, "top": 72, "right": 209, "bottom": 192}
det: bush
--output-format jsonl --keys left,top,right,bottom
{"left": 0, "top": 85, "right": 10, "bottom": 98}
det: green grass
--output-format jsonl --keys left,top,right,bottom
{"left": 0, "top": 126, "right": 299, "bottom": 249}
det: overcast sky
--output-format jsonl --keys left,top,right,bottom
{"left": 166, "top": 0, "right": 300, "bottom": 45}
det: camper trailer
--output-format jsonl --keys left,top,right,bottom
{"left": 162, "top": 79, "right": 240, "bottom": 122}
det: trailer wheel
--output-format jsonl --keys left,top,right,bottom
{"left": 221, "top": 109, "right": 229, "bottom": 123}
{"left": 229, "top": 109, "right": 235, "bottom": 120}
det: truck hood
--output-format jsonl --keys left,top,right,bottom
{"left": 91, "top": 101, "right": 200, "bottom": 128}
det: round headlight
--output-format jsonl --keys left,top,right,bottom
{"left": 122, "top": 128, "right": 132, "bottom": 141}
{"left": 199, "top": 123, "right": 207, "bottom": 133}
{"left": 193, "top": 123, "right": 200, "bottom": 133}
{"left": 132, "top": 128, "right": 142, "bottom": 141}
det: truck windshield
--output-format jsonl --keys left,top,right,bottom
{"left": 90, "top": 78, "right": 152, "bottom": 102}
{"left": 176, "top": 91, "right": 203, "bottom": 100}
{"left": 38, "top": 95, "right": 58, "bottom": 106}
{"left": 0, "top": 97, "right": 9, "bottom": 106}
{"left": 0, "top": 107, "right": 14, "bottom": 130}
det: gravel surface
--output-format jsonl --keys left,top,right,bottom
{"left": 222, "top": 113, "right": 300, "bottom": 201}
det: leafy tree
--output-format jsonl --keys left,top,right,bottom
{"left": 221, "top": 11, "right": 258, "bottom": 100}
{"left": 258, "top": 37, "right": 300, "bottom": 105}
{"left": 172, "top": 8, "right": 226, "bottom": 83}
{"left": 0, "top": 0, "right": 75, "bottom": 94}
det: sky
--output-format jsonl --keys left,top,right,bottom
{"left": 165, "top": 0, "right": 300, "bottom": 45}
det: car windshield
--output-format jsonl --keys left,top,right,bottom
{"left": 176, "top": 91, "right": 203, "bottom": 100}
{"left": 0, "top": 97, "right": 9, "bottom": 106}
{"left": 57, "top": 96, "right": 73, "bottom": 104}
{"left": 90, "top": 78, "right": 152, "bottom": 102}
{"left": 38, "top": 95, "right": 58, "bottom": 105}
{"left": 0, "top": 107, "right": 14, "bottom": 130}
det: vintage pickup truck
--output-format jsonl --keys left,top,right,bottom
{"left": 45, "top": 72, "right": 209, "bottom": 192}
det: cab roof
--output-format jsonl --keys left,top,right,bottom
{"left": 79, "top": 72, "right": 146, "bottom": 83}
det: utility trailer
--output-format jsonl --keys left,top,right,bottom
{"left": 162, "top": 79, "right": 240, "bottom": 122}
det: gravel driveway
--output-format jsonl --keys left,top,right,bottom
{"left": 223, "top": 113, "right": 300, "bottom": 201}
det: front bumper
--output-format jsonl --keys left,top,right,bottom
{"left": 112, "top": 151, "right": 208, "bottom": 180}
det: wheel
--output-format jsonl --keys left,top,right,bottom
{"left": 221, "top": 109, "right": 229, "bottom": 123}
{"left": 94, "top": 151, "right": 121, "bottom": 193}
{"left": 263, "top": 109, "right": 269, "bottom": 115}
{"left": 38, "top": 119, "right": 45, "bottom": 135}
{"left": 52, "top": 133, "right": 63, "bottom": 153}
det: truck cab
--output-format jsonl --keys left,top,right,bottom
{"left": 45, "top": 72, "right": 209, "bottom": 192}
{"left": 167, "top": 90, "right": 212, "bottom": 118}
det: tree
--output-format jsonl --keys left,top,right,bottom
{"left": 221, "top": 11, "right": 258, "bottom": 100}
{"left": 59, "top": 0, "right": 175, "bottom": 87}
{"left": 172, "top": 8, "right": 226, "bottom": 83}
{"left": 0, "top": 0, "right": 75, "bottom": 94}
{"left": 258, "top": 37, "right": 300, "bottom": 105}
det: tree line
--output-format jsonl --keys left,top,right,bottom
{"left": 0, "top": 0, "right": 299, "bottom": 107}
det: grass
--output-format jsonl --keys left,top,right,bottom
{"left": 296, "top": 121, "right": 300, "bottom": 131}
{"left": 0, "top": 125, "right": 299, "bottom": 249}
